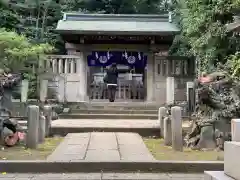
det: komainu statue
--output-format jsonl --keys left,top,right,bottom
{"left": 185, "top": 71, "right": 240, "bottom": 150}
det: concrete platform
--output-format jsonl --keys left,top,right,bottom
{"left": 51, "top": 119, "right": 191, "bottom": 136}
{"left": 0, "top": 173, "right": 204, "bottom": 180}
{"left": 59, "top": 113, "right": 158, "bottom": 119}
{"left": 224, "top": 141, "right": 240, "bottom": 180}
{"left": 47, "top": 132, "right": 155, "bottom": 162}
{"left": 204, "top": 171, "right": 234, "bottom": 180}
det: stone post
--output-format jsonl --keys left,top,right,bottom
{"left": 166, "top": 77, "right": 175, "bottom": 104}
{"left": 164, "top": 116, "right": 172, "bottom": 146}
{"left": 38, "top": 112, "right": 46, "bottom": 143}
{"left": 58, "top": 77, "right": 65, "bottom": 103}
{"left": 158, "top": 107, "right": 166, "bottom": 137}
{"left": 231, "top": 119, "right": 240, "bottom": 142}
{"left": 40, "top": 79, "right": 48, "bottom": 102}
{"left": 21, "top": 80, "right": 29, "bottom": 102}
{"left": 186, "top": 81, "right": 195, "bottom": 116}
{"left": 43, "top": 105, "right": 52, "bottom": 137}
{"left": 171, "top": 106, "right": 183, "bottom": 151}
{"left": 26, "top": 105, "right": 39, "bottom": 149}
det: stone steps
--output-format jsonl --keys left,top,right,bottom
{"left": 66, "top": 102, "right": 164, "bottom": 111}
{"left": 51, "top": 119, "right": 191, "bottom": 137}
{"left": 59, "top": 113, "right": 158, "bottom": 120}
{"left": 0, "top": 173, "right": 204, "bottom": 180}
{"left": 70, "top": 109, "right": 158, "bottom": 115}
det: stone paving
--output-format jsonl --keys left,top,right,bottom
{"left": 0, "top": 173, "right": 204, "bottom": 180}
{"left": 51, "top": 119, "right": 191, "bottom": 129}
{"left": 47, "top": 132, "right": 155, "bottom": 162}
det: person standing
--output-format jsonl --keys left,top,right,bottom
{"left": 104, "top": 63, "right": 118, "bottom": 102}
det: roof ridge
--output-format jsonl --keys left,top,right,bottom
{"left": 63, "top": 12, "right": 169, "bottom": 20}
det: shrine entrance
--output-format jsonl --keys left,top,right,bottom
{"left": 88, "top": 51, "right": 146, "bottom": 101}
{"left": 55, "top": 13, "right": 180, "bottom": 103}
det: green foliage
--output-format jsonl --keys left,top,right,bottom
{"left": 0, "top": 28, "right": 53, "bottom": 71}
{"left": 0, "top": 1, "right": 20, "bottom": 31}
{"left": 222, "top": 52, "right": 240, "bottom": 79}
{"left": 76, "top": 0, "right": 167, "bottom": 14}
{"left": 170, "top": 0, "right": 240, "bottom": 72}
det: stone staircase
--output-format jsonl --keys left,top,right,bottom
{"left": 16, "top": 102, "right": 190, "bottom": 135}
{"left": 60, "top": 102, "right": 161, "bottom": 120}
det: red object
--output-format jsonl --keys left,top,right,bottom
{"left": 199, "top": 76, "right": 211, "bottom": 83}
{"left": 4, "top": 133, "right": 19, "bottom": 146}
{"left": 4, "top": 132, "right": 25, "bottom": 147}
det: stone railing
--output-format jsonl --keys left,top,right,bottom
{"left": 44, "top": 55, "right": 79, "bottom": 74}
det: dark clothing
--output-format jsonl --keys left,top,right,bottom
{"left": 104, "top": 68, "right": 118, "bottom": 84}
{"left": 104, "top": 67, "right": 118, "bottom": 102}
{"left": 107, "top": 85, "right": 117, "bottom": 102}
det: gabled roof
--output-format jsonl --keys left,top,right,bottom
{"left": 56, "top": 13, "right": 179, "bottom": 35}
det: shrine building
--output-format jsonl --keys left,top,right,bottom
{"left": 43, "top": 13, "right": 195, "bottom": 104}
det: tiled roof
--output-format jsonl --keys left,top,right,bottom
{"left": 56, "top": 13, "right": 179, "bottom": 35}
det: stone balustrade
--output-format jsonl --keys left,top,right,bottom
{"left": 45, "top": 55, "right": 79, "bottom": 74}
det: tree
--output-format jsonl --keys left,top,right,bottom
{"left": 0, "top": 28, "right": 53, "bottom": 72}
{"left": 169, "top": 0, "right": 240, "bottom": 72}
{"left": 0, "top": 0, "right": 20, "bottom": 31}
{"left": 76, "top": 0, "right": 167, "bottom": 14}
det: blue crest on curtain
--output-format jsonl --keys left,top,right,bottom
{"left": 87, "top": 51, "right": 147, "bottom": 68}
{"left": 87, "top": 51, "right": 113, "bottom": 66}
{"left": 122, "top": 51, "right": 146, "bottom": 68}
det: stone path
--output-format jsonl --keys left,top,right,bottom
{"left": 52, "top": 119, "right": 191, "bottom": 129}
{"left": 0, "top": 173, "right": 204, "bottom": 180}
{"left": 47, "top": 132, "right": 155, "bottom": 162}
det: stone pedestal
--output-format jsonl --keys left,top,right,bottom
{"left": 38, "top": 112, "right": 46, "bottom": 143}
{"left": 146, "top": 53, "right": 154, "bottom": 102}
{"left": 166, "top": 77, "right": 175, "bottom": 104}
{"left": 186, "top": 81, "right": 195, "bottom": 115}
{"left": 76, "top": 52, "right": 87, "bottom": 102}
{"left": 58, "top": 77, "right": 65, "bottom": 102}
{"left": 21, "top": 80, "right": 29, "bottom": 102}
{"left": 231, "top": 119, "right": 240, "bottom": 142}
{"left": 40, "top": 80, "right": 48, "bottom": 102}
{"left": 43, "top": 105, "right": 52, "bottom": 137}
{"left": 26, "top": 105, "right": 39, "bottom": 149}
{"left": 164, "top": 116, "right": 172, "bottom": 146}
{"left": 186, "top": 81, "right": 194, "bottom": 101}
{"left": 0, "top": 90, "right": 13, "bottom": 111}
{"left": 224, "top": 141, "right": 240, "bottom": 180}
{"left": 171, "top": 106, "right": 183, "bottom": 151}
{"left": 158, "top": 107, "right": 166, "bottom": 137}
{"left": 204, "top": 171, "right": 234, "bottom": 180}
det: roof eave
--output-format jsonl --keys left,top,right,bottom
{"left": 55, "top": 29, "right": 180, "bottom": 36}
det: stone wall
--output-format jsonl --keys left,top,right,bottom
{"left": 154, "top": 56, "right": 194, "bottom": 104}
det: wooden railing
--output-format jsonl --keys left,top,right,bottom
{"left": 89, "top": 73, "right": 145, "bottom": 101}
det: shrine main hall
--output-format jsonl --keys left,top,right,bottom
{"left": 45, "top": 12, "right": 195, "bottom": 104}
